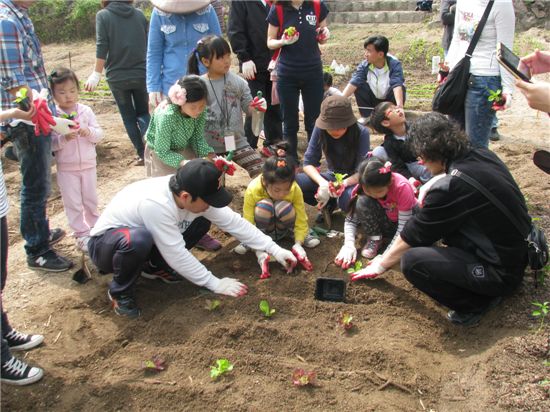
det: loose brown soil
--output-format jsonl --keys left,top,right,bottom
{"left": 1, "top": 28, "right": 549, "bottom": 411}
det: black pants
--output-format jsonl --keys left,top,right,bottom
{"left": 244, "top": 70, "right": 283, "bottom": 149}
{"left": 401, "top": 246, "right": 523, "bottom": 313}
{"left": 1, "top": 217, "right": 13, "bottom": 364}
{"left": 88, "top": 217, "right": 210, "bottom": 295}
{"left": 354, "top": 84, "right": 406, "bottom": 118}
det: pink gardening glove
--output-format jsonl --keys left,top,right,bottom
{"left": 291, "top": 243, "right": 313, "bottom": 272}
{"left": 350, "top": 256, "right": 386, "bottom": 281}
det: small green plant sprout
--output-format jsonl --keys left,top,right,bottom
{"left": 210, "top": 358, "right": 233, "bottom": 380}
{"left": 333, "top": 173, "right": 348, "bottom": 187}
{"left": 292, "top": 368, "right": 317, "bottom": 387}
{"left": 486, "top": 87, "right": 505, "bottom": 106}
{"left": 14, "top": 88, "right": 30, "bottom": 111}
{"left": 339, "top": 313, "right": 354, "bottom": 331}
{"left": 60, "top": 111, "right": 78, "bottom": 120}
{"left": 259, "top": 300, "right": 276, "bottom": 318}
{"left": 346, "top": 261, "right": 363, "bottom": 274}
{"left": 284, "top": 26, "right": 297, "bottom": 37}
{"left": 531, "top": 301, "right": 549, "bottom": 332}
{"left": 204, "top": 299, "right": 221, "bottom": 311}
{"left": 142, "top": 355, "right": 166, "bottom": 372}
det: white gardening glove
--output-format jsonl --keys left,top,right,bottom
{"left": 212, "top": 277, "right": 248, "bottom": 297}
{"left": 350, "top": 255, "right": 386, "bottom": 281}
{"left": 315, "top": 180, "right": 331, "bottom": 208}
{"left": 316, "top": 27, "right": 330, "bottom": 42}
{"left": 84, "top": 71, "right": 101, "bottom": 92}
{"left": 291, "top": 243, "right": 313, "bottom": 271}
{"left": 51, "top": 117, "right": 78, "bottom": 135}
{"left": 281, "top": 32, "right": 300, "bottom": 46}
{"left": 334, "top": 242, "right": 357, "bottom": 270}
{"left": 272, "top": 247, "right": 297, "bottom": 273}
{"left": 241, "top": 60, "right": 257, "bottom": 80}
{"left": 149, "top": 92, "right": 164, "bottom": 108}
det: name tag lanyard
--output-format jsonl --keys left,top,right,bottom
{"left": 207, "top": 74, "right": 235, "bottom": 152}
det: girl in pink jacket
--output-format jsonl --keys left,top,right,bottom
{"left": 50, "top": 68, "right": 103, "bottom": 252}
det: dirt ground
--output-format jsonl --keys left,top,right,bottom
{"left": 1, "top": 28, "right": 550, "bottom": 411}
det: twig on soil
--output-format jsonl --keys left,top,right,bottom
{"left": 419, "top": 399, "right": 426, "bottom": 410}
{"left": 351, "top": 384, "right": 363, "bottom": 392}
{"left": 143, "top": 379, "right": 176, "bottom": 386}
{"left": 53, "top": 331, "right": 62, "bottom": 344}
{"left": 188, "top": 376, "right": 193, "bottom": 385}
{"left": 44, "top": 314, "right": 52, "bottom": 327}
{"left": 374, "top": 371, "right": 413, "bottom": 395}
{"left": 296, "top": 354, "right": 306, "bottom": 363}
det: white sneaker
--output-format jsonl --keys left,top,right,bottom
{"left": 233, "top": 243, "right": 250, "bottom": 255}
{"left": 303, "top": 234, "right": 320, "bottom": 248}
{"left": 76, "top": 236, "right": 90, "bottom": 253}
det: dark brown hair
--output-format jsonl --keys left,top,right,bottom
{"left": 101, "top": 0, "right": 133, "bottom": 8}
{"left": 48, "top": 67, "right": 80, "bottom": 91}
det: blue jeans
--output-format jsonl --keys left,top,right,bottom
{"left": 452, "top": 75, "right": 500, "bottom": 148}
{"left": 277, "top": 69, "right": 324, "bottom": 161}
{"left": 109, "top": 79, "right": 150, "bottom": 158}
{"left": 11, "top": 123, "right": 52, "bottom": 258}
{"left": 295, "top": 171, "right": 354, "bottom": 213}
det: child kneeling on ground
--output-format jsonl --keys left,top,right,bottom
{"left": 235, "top": 146, "right": 320, "bottom": 277}
{"left": 334, "top": 157, "right": 417, "bottom": 272}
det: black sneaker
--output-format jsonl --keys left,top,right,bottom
{"left": 27, "top": 250, "right": 73, "bottom": 272}
{"left": 489, "top": 127, "right": 500, "bottom": 142}
{"left": 4, "top": 329, "right": 44, "bottom": 351}
{"left": 447, "top": 296, "right": 503, "bottom": 326}
{"left": 48, "top": 228, "right": 66, "bottom": 245}
{"left": 141, "top": 261, "right": 182, "bottom": 284}
{"left": 107, "top": 290, "right": 141, "bottom": 318}
{"left": 1, "top": 355, "right": 44, "bottom": 386}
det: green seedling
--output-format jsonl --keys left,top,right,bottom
{"left": 210, "top": 358, "right": 233, "bottom": 380}
{"left": 531, "top": 301, "right": 549, "bottom": 332}
{"left": 204, "top": 299, "right": 221, "bottom": 311}
{"left": 292, "top": 368, "right": 317, "bottom": 387}
{"left": 60, "top": 111, "right": 78, "bottom": 120}
{"left": 340, "top": 313, "right": 354, "bottom": 331}
{"left": 333, "top": 173, "right": 348, "bottom": 187}
{"left": 14, "top": 88, "right": 30, "bottom": 111}
{"left": 142, "top": 355, "right": 166, "bottom": 372}
{"left": 284, "top": 26, "right": 297, "bottom": 37}
{"left": 486, "top": 87, "right": 505, "bottom": 106}
{"left": 346, "top": 261, "right": 363, "bottom": 274}
{"left": 259, "top": 300, "right": 276, "bottom": 318}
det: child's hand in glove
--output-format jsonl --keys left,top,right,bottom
{"left": 213, "top": 278, "right": 248, "bottom": 297}
{"left": 250, "top": 96, "right": 267, "bottom": 112}
{"left": 316, "top": 27, "right": 330, "bottom": 42}
{"left": 334, "top": 242, "right": 357, "bottom": 269}
{"left": 256, "top": 251, "right": 271, "bottom": 279}
{"left": 272, "top": 247, "right": 297, "bottom": 273}
{"left": 349, "top": 255, "right": 386, "bottom": 281}
{"left": 214, "top": 156, "right": 237, "bottom": 176}
{"left": 291, "top": 243, "right": 313, "bottom": 271}
{"left": 315, "top": 181, "right": 331, "bottom": 208}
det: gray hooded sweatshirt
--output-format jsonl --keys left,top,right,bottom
{"left": 95, "top": 1, "right": 148, "bottom": 84}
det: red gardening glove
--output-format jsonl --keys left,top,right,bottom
{"left": 349, "top": 256, "right": 386, "bottom": 281}
{"left": 214, "top": 156, "right": 237, "bottom": 176}
{"left": 257, "top": 252, "right": 271, "bottom": 279}
{"left": 32, "top": 97, "right": 55, "bottom": 136}
{"left": 492, "top": 93, "right": 511, "bottom": 111}
{"left": 328, "top": 181, "right": 346, "bottom": 197}
{"left": 250, "top": 96, "right": 267, "bottom": 112}
{"left": 291, "top": 243, "right": 313, "bottom": 272}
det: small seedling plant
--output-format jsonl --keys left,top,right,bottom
{"left": 259, "top": 300, "right": 276, "bottom": 318}
{"left": 142, "top": 355, "right": 166, "bottom": 372}
{"left": 204, "top": 299, "right": 221, "bottom": 311}
{"left": 14, "top": 88, "right": 30, "bottom": 111}
{"left": 531, "top": 301, "right": 549, "bottom": 332}
{"left": 333, "top": 173, "right": 348, "bottom": 188}
{"left": 486, "top": 87, "right": 505, "bottom": 107}
{"left": 210, "top": 358, "right": 233, "bottom": 380}
{"left": 339, "top": 313, "right": 354, "bottom": 331}
{"left": 292, "top": 368, "right": 317, "bottom": 387}
{"left": 284, "top": 26, "right": 297, "bottom": 37}
{"left": 346, "top": 261, "right": 363, "bottom": 274}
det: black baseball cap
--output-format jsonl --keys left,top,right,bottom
{"left": 174, "top": 159, "right": 233, "bottom": 208}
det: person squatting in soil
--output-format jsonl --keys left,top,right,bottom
{"left": 335, "top": 157, "right": 417, "bottom": 270}
{"left": 0, "top": 108, "right": 44, "bottom": 386}
{"left": 266, "top": 0, "right": 330, "bottom": 163}
{"left": 88, "top": 159, "right": 297, "bottom": 318}
{"left": 146, "top": 0, "right": 221, "bottom": 107}
{"left": 188, "top": 35, "right": 267, "bottom": 178}
{"left": 0, "top": 0, "right": 73, "bottom": 272}
{"left": 342, "top": 35, "right": 406, "bottom": 120}
{"left": 49, "top": 68, "right": 103, "bottom": 253}
{"left": 369, "top": 101, "right": 431, "bottom": 183}
{"left": 228, "top": 0, "right": 283, "bottom": 157}
{"left": 84, "top": 0, "right": 150, "bottom": 166}
{"left": 350, "top": 113, "right": 531, "bottom": 327}
{"left": 235, "top": 144, "right": 320, "bottom": 275}
{"left": 296, "top": 95, "right": 370, "bottom": 223}
{"left": 144, "top": 74, "right": 222, "bottom": 252}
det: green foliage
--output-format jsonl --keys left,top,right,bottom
{"left": 210, "top": 359, "right": 233, "bottom": 380}
{"left": 531, "top": 301, "right": 549, "bottom": 333}
{"left": 259, "top": 300, "right": 276, "bottom": 318}
{"left": 333, "top": 173, "right": 348, "bottom": 186}
{"left": 401, "top": 39, "right": 444, "bottom": 69}
{"left": 486, "top": 88, "right": 503, "bottom": 102}
{"left": 204, "top": 299, "right": 221, "bottom": 311}
{"left": 346, "top": 261, "right": 363, "bottom": 274}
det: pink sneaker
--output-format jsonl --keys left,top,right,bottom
{"left": 361, "top": 237, "right": 381, "bottom": 259}
{"left": 196, "top": 233, "right": 222, "bottom": 251}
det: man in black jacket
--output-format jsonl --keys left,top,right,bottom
{"left": 228, "top": 0, "right": 282, "bottom": 156}
{"left": 350, "top": 113, "right": 530, "bottom": 326}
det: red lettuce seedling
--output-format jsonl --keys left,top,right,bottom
{"left": 259, "top": 300, "right": 276, "bottom": 317}
{"left": 292, "top": 368, "right": 317, "bottom": 387}
{"left": 204, "top": 299, "right": 221, "bottom": 311}
{"left": 210, "top": 358, "right": 234, "bottom": 380}
{"left": 346, "top": 261, "right": 363, "bottom": 274}
{"left": 339, "top": 313, "right": 354, "bottom": 331}
{"left": 142, "top": 355, "right": 166, "bottom": 372}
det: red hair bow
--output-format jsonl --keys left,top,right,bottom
{"left": 378, "top": 161, "right": 392, "bottom": 174}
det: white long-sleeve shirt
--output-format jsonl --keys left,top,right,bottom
{"left": 446, "top": 0, "right": 515, "bottom": 96}
{"left": 91, "top": 175, "right": 284, "bottom": 291}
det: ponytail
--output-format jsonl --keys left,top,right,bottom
{"left": 187, "top": 35, "right": 232, "bottom": 75}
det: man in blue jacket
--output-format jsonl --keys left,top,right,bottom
{"left": 343, "top": 35, "right": 406, "bottom": 119}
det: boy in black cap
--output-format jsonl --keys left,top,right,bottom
{"left": 88, "top": 159, "right": 297, "bottom": 317}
